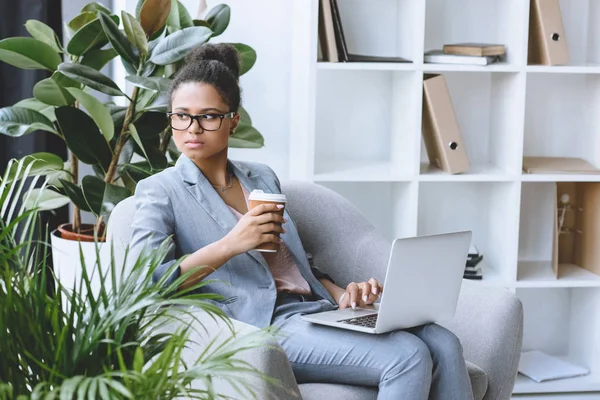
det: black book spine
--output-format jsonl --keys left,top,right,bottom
{"left": 330, "top": 0, "right": 348, "bottom": 62}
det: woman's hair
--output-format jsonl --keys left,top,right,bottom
{"left": 168, "top": 43, "right": 241, "bottom": 112}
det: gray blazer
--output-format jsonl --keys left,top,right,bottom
{"left": 129, "top": 154, "right": 337, "bottom": 328}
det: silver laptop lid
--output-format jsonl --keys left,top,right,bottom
{"left": 375, "top": 231, "right": 472, "bottom": 333}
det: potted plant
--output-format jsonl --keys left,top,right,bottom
{"left": 0, "top": 155, "right": 278, "bottom": 399}
{"left": 0, "top": 0, "right": 263, "bottom": 288}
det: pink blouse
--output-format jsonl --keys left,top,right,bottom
{"left": 227, "top": 184, "right": 312, "bottom": 296}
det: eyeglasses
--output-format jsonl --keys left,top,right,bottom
{"left": 166, "top": 111, "right": 236, "bottom": 131}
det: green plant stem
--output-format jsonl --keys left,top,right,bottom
{"left": 94, "top": 86, "right": 140, "bottom": 235}
{"left": 71, "top": 100, "right": 81, "bottom": 233}
{"left": 70, "top": 151, "right": 81, "bottom": 233}
{"left": 159, "top": 126, "right": 172, "bottom": 155}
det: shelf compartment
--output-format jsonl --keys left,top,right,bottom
{"left": 530, "top": 0, "right": 600, "bottom": 67}
{"left": 317, "top": 181, "right": 418, "bottom": 242}
{"left": 419, "top": 71, "right": 525, "bottom": 178}
{"left": 424, "top": 0, "right": 528, "bottom": 66}
{"left": 314, "top": 69, "right": 421, "bottom": 178}
{"left": 514, "top": 287, "right": 600, "bottom": 394}
{"left": 417, "top": 182, "right": 520, "bottom": 284}
{"left": 333, "top": 0, "right": 424, "bottom": 63}
{"left": 523, "top": 74, "right": 600, "bottom": 175}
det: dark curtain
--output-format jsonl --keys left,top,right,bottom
{"left": 0, "top": 0, "right": 66, "bottom": 166}
{"left": 0, "top": 0, "right": 67, "bottom": 290}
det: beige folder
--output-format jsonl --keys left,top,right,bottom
{"left": 528, "top": 0, "right": 569, "bottom": 65}
{"left": 422, "top": 74, "right": 469, "bottom": 175}
{"left": 552, "top": 182, "right": 600, "bottom": 278}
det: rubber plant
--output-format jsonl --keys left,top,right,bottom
{"left": 0, "top": 0, "right": 263, "bottom": 241}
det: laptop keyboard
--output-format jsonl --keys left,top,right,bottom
{"left": 337, "top": 313, "right": 378, "bottom": 328}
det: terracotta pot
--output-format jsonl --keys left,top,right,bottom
{"left": 57, "top": 223, "right": 106, "bottom": 243}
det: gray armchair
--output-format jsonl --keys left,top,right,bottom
{"left": 107, "top": 180, "right": 523, "bottom": 400}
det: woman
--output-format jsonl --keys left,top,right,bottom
{"left": 130, "top": 43, "right": 473, "bottom": 399}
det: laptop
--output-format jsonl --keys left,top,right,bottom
{"left": 301, "top": 231, "right": 472, "bottom": 334}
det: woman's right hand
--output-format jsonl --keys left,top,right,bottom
{"left": 222, "top": 203, "right": 286, "bottom": 257}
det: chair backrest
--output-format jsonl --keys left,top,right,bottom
{"left": 106, "top": 181, "right": 392, "bottom": 287}
{"left": 281, "top": 181, "right": 391, "bottom": 287}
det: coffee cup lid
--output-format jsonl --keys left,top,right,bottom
{"left": 248, "top": 189, "right": 286, "bottom": 203}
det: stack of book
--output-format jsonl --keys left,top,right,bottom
{"left": 318, "top": 0, "right": 411, "bottom": 63}
{"left": 464, "top": 244, "right": 484, "bottom": 280}
{"left": 424, "top": 43, "right": 506, "bottom": 66}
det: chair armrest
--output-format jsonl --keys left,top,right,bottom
{"left": 439, "top": 280, "right": 523, "bottom": 400}
{"left": 155, "top": 308, "right": 301, "bottom": 400}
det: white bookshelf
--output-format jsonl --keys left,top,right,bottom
{"left": 289, "top": 0, "right": 600, "bottom": 396}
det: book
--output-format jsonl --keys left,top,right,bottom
{"left": 330, "top": 0, "right": 349, "bottom": 62}
{"left": 443, "top": 43, "right": 506, "bottom": 57}
{"left": 522, "top": 156, "right": 600, "bottom": 174}
{"left": 518, "top": 350, "right": 589, "bottom": 382}
{"left": 424, "top": 50, "right": 499, "bottom": 66}
{"left": 318, "top": 0, "right": 339, "bottom": 62}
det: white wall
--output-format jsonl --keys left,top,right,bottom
{"left": 119, "top": 0, "right": 294, "bottom": 179}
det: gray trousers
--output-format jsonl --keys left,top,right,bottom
{"left": 271, "top": 293, "right": 474, "bottom": 400}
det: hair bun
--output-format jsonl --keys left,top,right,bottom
{"left": 184, "top": 43, "right": 240, "bottom": 79}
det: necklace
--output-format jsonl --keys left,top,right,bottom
{"left": 212, "top": 172, "right": 234, "bottom": 192}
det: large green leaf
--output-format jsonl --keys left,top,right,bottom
{"left": 98, "top": 12, "right": 138, "bottom": 66}
{"left": 82, "top": 175, "right": 130, "bottom": 217}
{"left": 4, "top": 152, "right": 64, "bottom": 183}
{"left": 140, "top": 0, "right": 172, "bottom": 38}
{"left": 108, "top": 104, "right": 128, "bottom": 134}
{"left": 68, "top": 12, "right": 97, "bottom": 33}
{"left": 55, "top": 106, "right": 112, "bottom": 169}
{"left": 58, "top": 62, "right": 124, "bottom": 97}
{"left": 126, "top": 76, "right": 171, "bottom": 92}
{"left": 121, "top": 161, "right": 153, "bottom": 182}
{"left": 231, "top": 43, "right": 256, "bottom": 76}
{"left": 81, "top": 48, "right": 118, "bottom": 70}
{"left": 166, "top": 0, "right": 181, "bottom": 34}
{"left": 25, "top": 20, "right": 61, "bottom": 52}
{"left": 205, "top": 4, "right": 230, "bottom": 37}
{"left": 66, "top": 88, "right": 114, "bottom": 141}
{"left": 229, "top": 123, "right": 264, "bottom": 148}
{"left": 128, "top": 123, "right": 150, "bottom": 162}
{"left": 67, "top": 15, "right": 119, "bottom": 57}
{"left": 14, "top": 98, "right": 56, "bottom": 121}
{"left": 134, "top": 111, "right": 169, "bottom": 135}
{"left": 81, "top": 2, "right": 113, "bottom": 15}
{"left": 178, "top": 1, "right": 194, "bottom": 28}
{"left": 0, "top": 107, "right": 56, "bottom": 137}
{"left": 238, "top": 106, "right": 252, "bottom": 125}
{"left": 149, "top": 27, "right": 212, "bottom": 66}
{"left": 122, "top": 11, "right": 148, "bottom": 57}
{"left": 24, "top": 188, "right": 70, "bottom": 211}
{"left": 0, "top": 37, "right": 61, "bottom": 71}
{"left": 59, "top": 179, "right": 91, "bottom": 211}
{"left": 33, "top": 74, "right": 76, "bottom": 106}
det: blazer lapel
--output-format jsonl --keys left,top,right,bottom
{"left": 176, "top": 155, "right": 239, "bottom": 234}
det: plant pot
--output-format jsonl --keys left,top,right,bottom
{"left": 51, "top": 225, "right": 110, "bottom": 301}
{"left": 56, "top": 223, "right": 106, "bottom": 242}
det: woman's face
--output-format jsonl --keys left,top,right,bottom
{"left": 169, "top": 82, "right": 239, "bottom": 162}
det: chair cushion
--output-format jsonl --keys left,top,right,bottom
{"left": 298, "top": 361, "right": 487, "bottom": 400}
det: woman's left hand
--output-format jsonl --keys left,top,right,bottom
{"left": 337, "top": 278, "right": 383, "bottom": 310}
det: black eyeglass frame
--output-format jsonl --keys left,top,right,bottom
{"left": 166, "top": 111, "right": 237, "bottom": 131}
